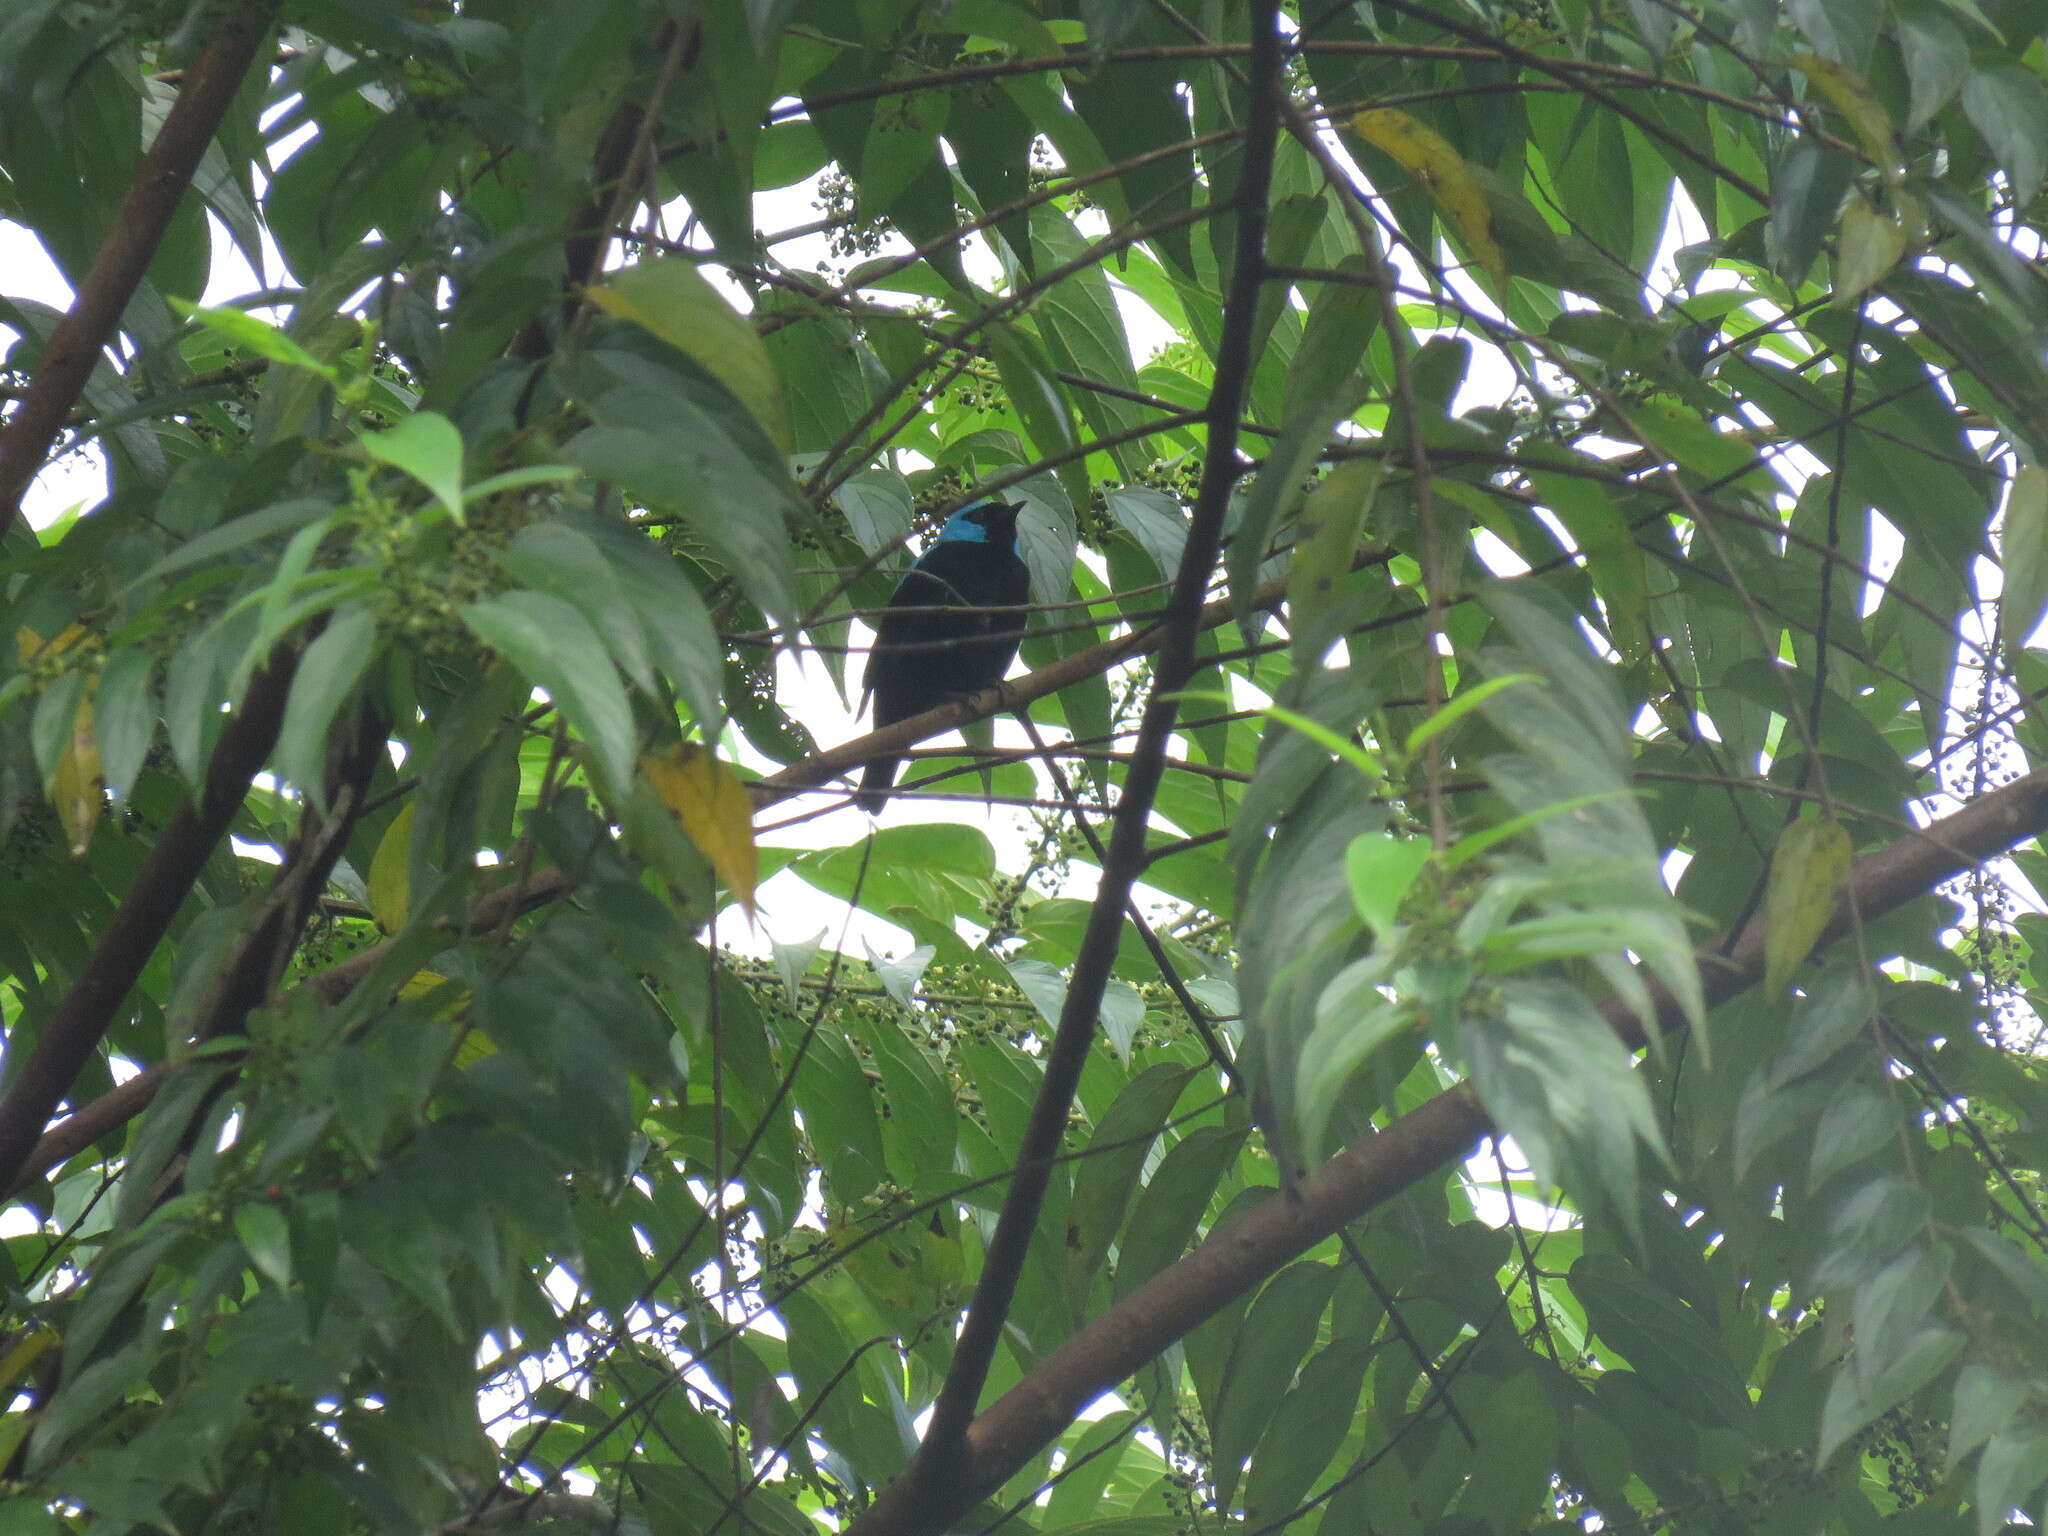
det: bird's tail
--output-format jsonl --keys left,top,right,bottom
{"left": 857, "top": 756, "right": 899, "bottom": 815}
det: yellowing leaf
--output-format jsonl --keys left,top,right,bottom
{"left": 644, "top": 744, "right": 759, "bottom": 918}
{"left": 368, "top": 802, "right": 414, "bottom": 933}
{"left": 1794, "top": 53, "right": 1899, "bottom": 175}
{"left": 395, "top": 970, "right": 489, "bottom": 1061}
{"left": 451, "top": 1029, "right": 498, "bottom": 1069}
{"left": 396, "top": 969, "right": 464, "bottom": 1011}
{"left": 1353, "top": 107, "right": 1506, "bottom": 287}
{"left": 51, "top": 696, "right": 101, "bottom": 858}
{"left": 1764, "top": 814, "right": 1852, "bottom": 998}
{"left": 589, "top": 261, "right": 791, "bottom": 453}
{"left": 20, "top": 627, "right": 103, "bottom": 857}
{"left": 16, "top": 623, "right": 88, "bottom": 664}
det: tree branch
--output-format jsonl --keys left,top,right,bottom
{"left": 0, "top": 6, "right": 272, "bottom": 536}
{"left": 906, "top": 0, "right": 1288, "bottom": 1490}
{"left": 0, "top": 649, "right": 296, "bottom": 1196}
{"left": 844, "top": 765, "right": 2048, "bottom": 1536}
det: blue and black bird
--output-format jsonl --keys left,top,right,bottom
{"left": 858, "top": 498, "right": 1031, "bottom": 813}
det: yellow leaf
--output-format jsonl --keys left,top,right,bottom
{"left": 21, "top": 626, "right": 104, "bottom": 858}
{"left": 396, "top": 969, "right": 461, "bottom": 1008}
{"left": 395, "top": 971, "right": 490, "bottom": 1062}
{"left": 1353, "top": 107, "right": 1507, "bottom": 288}
{"left": 367, "top": 803, "right": 414, "bottom": 933}
{"left": 644, "top": 744, "right": 759, "bottom": 918}
{"left": 15, "top": 623, "right": 87, "bottom": 664}
{"left": 1794, "top": 53, "right": 1899, "bottom": 176}
{"left": 588, "top": 261, "right": 791, "bottom": 453}
{"left": 1764, "top": 814, "right": 1852, "bottom": 998}
{"left": 51, "top": 693, "right": 101, "bottom": 858}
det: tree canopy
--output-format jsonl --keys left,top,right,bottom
{"left": 5, "top": 0, "right": 2048, "bottom": 1532}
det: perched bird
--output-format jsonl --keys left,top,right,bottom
{"left": 859, "top": 498, "right": 1031, "bottom": 813}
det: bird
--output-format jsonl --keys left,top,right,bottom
{"left": 858, "top": 498, "right": 1031, "bottom": 813}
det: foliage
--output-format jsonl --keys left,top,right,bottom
{"left": 0, "top": 1, "right": 2047, "bottom": 1534}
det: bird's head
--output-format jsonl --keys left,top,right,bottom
{"left": 936, "top": 498, "right": 1025, "bottom": 548}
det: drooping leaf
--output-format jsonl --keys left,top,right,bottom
{"left": 643, "top": 743, "right": 759, "bottom": 918}
{"left": 1763, "top": 814, "right": 1852, "bottom": 999}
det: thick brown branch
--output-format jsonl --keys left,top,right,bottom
{"left": 0, "top": 8, "right": 271, "bottom": 536}
{"left": 0, "top": 650, "right": 296, "bottom": 1195}
{"left": 845, "top": 767, "right": 2048, "bottom": 1536}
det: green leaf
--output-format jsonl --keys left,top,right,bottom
{"left": 1228, "top": 395, "right": 1353, "bottom": 643}
{"left": 1241, "top": 1336, "right": 1374, "bottom": 1526}
{"left": 1043, "top": 1412, "right": 1144, "bottom": 1528}
{"left": 1896, "top": 2, "right": 1969, "bottom": 128}
{"left": 1293, "top": 964, "right": 1405, "bottom": 1163}
{"left": 2003, "top": 466, "right": 2048, "bottom": 645}
{"left": 1767, "top": 136, "right": 1853, "bottom": 286}
{"left": 1114, "top": 1125, "right": 1248, "bottom": 1298}
{"left": 1854, "top": 1242, "right": 1951, "bottom": 1391}
{"left": 1030, "top": 205, "right": 1151, "bottom": 475}
{"left": 589, "top": 259, "right": 791, "bottom": 452}
{"left": 462, "top": 591, "right": 636, "bottom": 797}
{"left": 1529, "top": 467, "right": 1649, "bottom": 656}
{"left": 92, "top": 648, "right": 154, "bottom": 803}
{"left": 1210, "top": 1261, "right": 1340, "bottom": 1505}
{"left": 1069, "top": 1064, "right": 1197, "bottom": 1285}
{"left": 1976, "top": 1419, "right": 2048, "bottom": 1536}
{"left": 275, "top": 607, "right": 378, "bottom": 804}
{"left": 1834, "top": 191, "right": 1908, "bottom": 302}
{"left": 1344, "top": 834, "right": 1430, "bottom": 938}
{"left": 1285, "top": 457, "right": 1380, "bottom": 660}
{"left": 1283, "top": 255, "right": 1380, "bottom": 422}
{"left": 461, "top": 464, "right": 579, "bottom": 505}
{"left": 233, "top": 1202, "right": 292, "bottom": 1288}
{"left": 1770, "top": 968, "right": 1878, "bottom": 1085}
{"left": 1811, "top": 1175, "right": 1933, "bottom": 1293}
{"left": 569, "top": 513, "right": 728, "bottom": 730}
{"left": 1787, "top": 0, "right": 1878, "bottom": 69}
{"left": 857, "top": 1006, "right": 957, "bottom": 1182}
{"left": 1464, "top": 979, "right": 1671, "bottom": 1234}
{"left": 1763, "top": 814, "right": 1852, "bottom": 998}
{"left": 1808, "top": 1078, "right": 1894, "bottom": 1187}
{"left": 563, "top": 420, "right": 799, "bottom": 624}
{"left": 983, "top": 320, "right": 1090, "bottom": 515}
{"left": 1818, "top": 1327, "right": 1963, "bottom": 1465}
{"left": 124, "top": 497, "right": 333, "bottom": 593}
{"left": 1962, "top": 64, "right": 2048, "bottom": 204}
{"left": 172, "top": 299, "right": 338, "bottom": 380}
{"left": 835, "top": 470, "right": 915, "bottom": 561}
{"left": 499, "top": 523, "right": 656, "bottom": 692}
{"left": 1105, "top": 486, "right": 1187, "bottom": 581}
{"left": 1009, "top": 473, "right": 1078, "bottom": 605}
{"left": 1570, "top": 1253, "right": 1754, "bottom": 1430}
{"left": 1950, "top": 1361, "right": 2035, "bottom": 1464}
{"left": 360, "top": 410, "right": 466, "bottom": 525}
